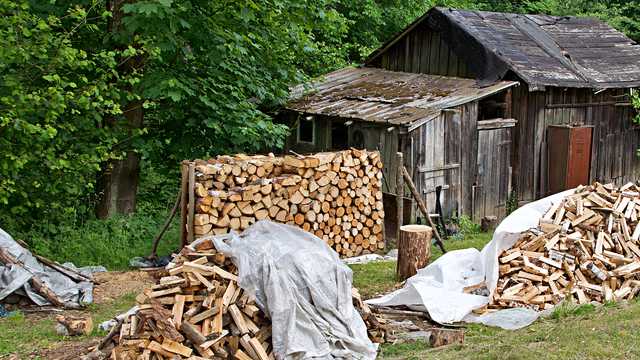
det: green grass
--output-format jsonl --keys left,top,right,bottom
{"left": 351, "top": 232, "right": 493, "bottom": 298}
{"left": 352, "top": 231, "right": 640, "bottom": 359}
{"left": 0, "top": 292, "right": 137, "bottom": 357}
{"left": 18, "top": 210, "right": 180, "bottom": 271}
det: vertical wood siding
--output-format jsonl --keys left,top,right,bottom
{"left": 375, "top": 23, "right": 473, "bottom": 78}
{"left": 404, "top": 102, "right": 509, "bottom": 220}
{"left": 512, "top": 87, "right": 640, "bottom": 203}
{"left": 474, "top": 127, "right": 512, "bottom": 220}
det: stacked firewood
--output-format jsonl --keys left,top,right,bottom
{"left": 94, "top": 238, "right": 387, "bottom": 359}
{"left": 190, "top": 149, "right": 385, "bottom": 257}
{"left": 479, "top": 182, "right": 640, "bottom": 314}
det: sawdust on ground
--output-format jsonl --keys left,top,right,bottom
{"left": 92, "top": 270, "right": 155, "bottom": 304}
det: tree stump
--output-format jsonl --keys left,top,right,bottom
{"left": 396, "top": 225, "right": 432, "bottom": 281}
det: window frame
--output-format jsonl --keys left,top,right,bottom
{"left": 297, "top": 117, "right": 316, "bottom": 145}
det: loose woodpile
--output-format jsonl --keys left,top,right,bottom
{"left": 352, "top": 288, "right": 387, "bottom": 343}
{"left": 187, "top": 149, "right": 385, "bottom": 257}
{"left": 479, "top": 182, "right": 640, "bottom": 313}
{"left": 95, "top": 237, "right": 387, "bottom": 359}
{"left": 102, "top": 239, "right": 271, "bottom": 359}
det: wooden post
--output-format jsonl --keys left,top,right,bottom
{"left": 396, "top": 152, "right": 404, "bottom": 243}
{"left": 180, "top": 161, "right": 189, "bottom": 247}
{"left": 396, "top": 225, "right": 432, "bottom": 281}
{"left": 187, "top": 162, "right": 196, "bottom": 244}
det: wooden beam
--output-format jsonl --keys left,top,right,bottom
{"left": 180, "top": 161, "right": 189, "bottom": 247}
{"left": 396, "top": 152, "right": 404, "bottom": 243}
{"left": 187, "top": 162, "right": 196, "bottom": 244}
{"left": 477, "top": 118, "right": 517, "bottom": 130}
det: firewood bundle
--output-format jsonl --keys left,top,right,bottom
{"left": 352, "top": 288, "right": 387, "bottom": 343}
{"left": 187, "top": 149, "right": 385, "bottom": 257}
{"left": 101, "top": 239, "right": 271, "bottom": 359}
{"left": 481, "top": 182, "right": 640, "bottom": 313}
{"left": 96, "top": 237, "right": 386, "bottom": 359}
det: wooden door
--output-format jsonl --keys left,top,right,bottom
{"left": 473, "top": 126, "right": 512, "bottom": 220}
{"left": 412, "top": 111, "right": 462, "bottom": 219}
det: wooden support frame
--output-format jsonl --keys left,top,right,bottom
{"left": 396, "top": 152, "right": 404, "bottom": 243}
{"left": 180, "top": 161, "right": 189, "bottom": 247}
{"left": 187, "top": 162, "right": 196, "bottom": 244}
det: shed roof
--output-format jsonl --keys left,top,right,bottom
{"left": 286, "top": 67, "right": 517, "bottom": 127}
{"left": 366, "top": 7, "right": 640, "bottom": 90}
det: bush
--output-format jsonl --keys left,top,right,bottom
{"left": 5, "top": 161, "right": 181, "bottom": 270}
{"left": 449, "top": 215, "right": 481, "bottom": 241}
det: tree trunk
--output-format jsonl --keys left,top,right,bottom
{"left": 96, "top": 102, "right": 142, "bottom": 218}
{"left": 96, "top": 0, "right": 142, "bottom": 219}
{"left": 396, "top": 225, "right": 432, "bottom": 281}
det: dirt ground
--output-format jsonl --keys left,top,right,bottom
{"left": 91, "top": 271, "right": 155, "bottom": 304}
{"left": 12, "top": 271, "right": 155, "bottom": 360}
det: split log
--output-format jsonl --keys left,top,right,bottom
{"left": 396, "top": 225, "right": 432, "bottom": 281}
{"left": 483, "top": 182, "right": 640, "bottom": 313}
{"left": 55, "top": 315, "right": 93, "bottom": 336}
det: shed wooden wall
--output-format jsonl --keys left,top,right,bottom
{"left": 511, "top": 87, "right": 640, "bottom": 203}
{"left": 369, "top": 22, "right": 473, "bottom": 78}
{"left": 282, "top": 113, "right": 400, "bottom": 194}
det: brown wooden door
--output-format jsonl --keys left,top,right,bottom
{"left": 473, "top": 127, "right": 512, "bottom": 220}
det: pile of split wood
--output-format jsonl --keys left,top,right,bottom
{"left": 92, "top": 237, "right": 387, "bottom": 359}
{"left": 187, "top": 149, "right": 385, "bottom": 257}
{"left": 481, "top": 182, "right": 640, "bottom": 313}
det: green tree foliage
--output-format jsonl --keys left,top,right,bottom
{"left": 0, "top": 0, "right": 143, "bottom": 223}
{"left": 1, "top": 0, "right": 639, "bottom": 238}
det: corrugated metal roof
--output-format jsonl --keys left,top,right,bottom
{"left": 287, "top": 67, "right": 517, "bottom": 126}
{"left": 366, "top": 7, "right": 640, "bottom": 89}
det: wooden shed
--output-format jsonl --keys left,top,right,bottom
{"left": 284, "top": 7, "right": 640, "bottom": 222}
{"left": 283, "top": 67, "right": 518, "bottom": 221}
{"left": 365, "top": 7, "right": 640, "bottom": 205}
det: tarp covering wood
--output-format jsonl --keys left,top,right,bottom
{"left": 366, "top": 190, "right": 574, "bottom": 330}
{"left": 213, "top": 220, "right": 377, "bottom": 359}
{"left": 0, "top": 227, "right": 95, "bottom": 307}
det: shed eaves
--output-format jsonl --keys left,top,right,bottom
{"left": 366, "top": 7, "right": 640, "bottom": 90}
{"left": 286, "top": 67, "right": 518, "bottom": 126}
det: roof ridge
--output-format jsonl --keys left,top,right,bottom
{"left": 506, "top": 13, "right": 596, "bottom": 87}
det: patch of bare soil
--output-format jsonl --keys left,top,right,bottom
{"left": 92, "top": 271, "right": 155, "bottom": 304}
{"left": 30, "top": 339, "right": 99, "bottom": 360}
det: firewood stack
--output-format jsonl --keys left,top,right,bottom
{"left": 478, "top": 182, "right": 640, "bottom": 314}
{"left": 188, "top": 149, "right": 385, "bottom": 257}
{"left": 94, "top": 237, "right": 387, "bottom": 359}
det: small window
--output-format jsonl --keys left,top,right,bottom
{"left": 297, "top": 118, "right": 315, "bottom": 144}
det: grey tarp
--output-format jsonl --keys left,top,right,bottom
{"left": 209, "top": 221, "right": 376, "bottom": 360}
{"left": 0, "top": 227, "right": 94, "bottom": 307}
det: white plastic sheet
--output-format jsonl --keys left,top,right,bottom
{"left": 366, "top": 189, "right": 575, "bottom": 330}
{"left": 211, "top": 221, "right": 376, "bottom": 360}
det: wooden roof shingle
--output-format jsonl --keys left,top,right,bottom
{"left": 366, "top": 7, "right": 640, "bottom": 90}
{"left": 286, "top": 67, "right": 517, "bottom": 127}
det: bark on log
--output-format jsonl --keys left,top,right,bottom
{"left": 396, "top": 225, "right": 432, "bottom": 281}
